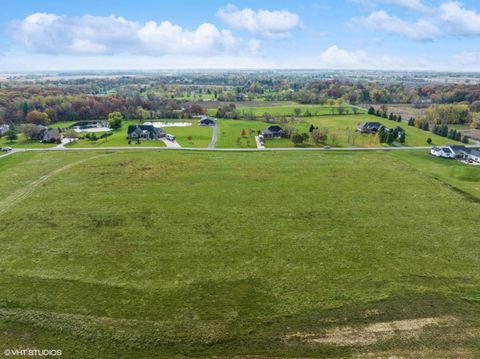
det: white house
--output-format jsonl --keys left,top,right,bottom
{"left": 430, "top": 147, "right": 455, "bottom": 159}
{"left": 0, "top": 124, "right": 9, "bottom": 136}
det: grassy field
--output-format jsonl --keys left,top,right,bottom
{"left": 160, "top": 121, "right": 212, "bottom": 148}
{"left": 265, "top": 115, "right": 464, "bottom": 148}
{"left": 207, "top": 104, "right": 364, "bottom": 117}
{"left": 0, "top": 150, "right": 479, "bottom": 358}
{"left": 0, "top": 134, "right": 57, "bottom": 149}
{"left": 216, "top": 119, "right": 266, "bottom": 148}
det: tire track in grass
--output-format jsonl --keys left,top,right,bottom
{"left": 0, "top": 154, "right": 107, "bottom": 216}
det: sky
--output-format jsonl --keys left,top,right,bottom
{"left": 1, "top": 0, "right": 480, "bottom": 71}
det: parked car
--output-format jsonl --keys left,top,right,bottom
{"left": 1, "top": 147, "right": 13, "bottom": 152}
{"left": 166, "top": 134, "right": 176, "bottom": 141}
{"left": 323, "top": 146, "right": 331, "bottom": 150}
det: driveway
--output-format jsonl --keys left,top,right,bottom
{"left": 208, "top": 124, "right": 218, "bottom": 149}
{"left": 162, "top": 138, "right": 182, "bottom": 149}
{"left": 255, "top": 136, "right": 265, "bottom": 150}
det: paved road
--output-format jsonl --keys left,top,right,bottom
{"left": 208, "top": 125, "right": 218, "bottom": 149}
{"left": 0, "top": 151, "right": 15, "bottom": 159}
{"left": 3, "top": 145, "right": 478, "bottom": 155}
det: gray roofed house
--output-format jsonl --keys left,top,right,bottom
{"left": 127, "top": 125, "right": 165, "bottom": 140}
{"left": 41, "top": 128, "right": 61, "bottom": 143}
{"left": 199, "top": 116, "right": 217, "bottom": 126}
{"left": 356, "top": 122, "right": 384, "bottom": 134}
{"left": 262, "top": 125, "right": 285, "bottom": 138}
{"left": 0, "top": 124, "right": 9, "bottom": 136}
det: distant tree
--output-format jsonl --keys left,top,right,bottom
{"left": 19, "top": 123, "right": 41, "bottom": 140}
{"left": 397, "top": 115, "right": 402, "bottom": 123}
{"left": 108, "top": 112, "right": 123, "bottom": 130}
{"left": 389, "top": 113, "right": 395, "bottom": 121}
{"left": 378, "top": 127, "right": 387, "bottom": 143}
{"left": 399, "top": 132, "right": 406, "bottom": 144}
{"left": 294, "top": 108, "right": 302, "bottom": 117}
{"left": 311, "top": 129, "right": 327, "bottom": 144}
{"left": 291, "top": 133, "right": 309, "bottom": 146}
{"left": 26, "top": 110, "right": 50, "bottom": 126}
{"left": 462, "top": 136, "right": 469, "bottom": 144}
{"left": 4, "top": 129, "right": 17, "bottom": 142}
{"left": 241, "top": 128, "right": 246, "bottom": 137}
{"left": 408, "top": 117, "right": 415, "bottom": 126}
{"left": 64, "top": 129, "right": 78, "bottom": 140}
{"left": 386, "top": 131, "right": 396, "bottom": 144}
{"left": 470, "top": 101, "right": 480, "bottom": 113}
{"left": 427, "top": 138, "right": 432, "bottom": 145}
{"left": 368, "top": 106, "right": 375, "bottom": 115}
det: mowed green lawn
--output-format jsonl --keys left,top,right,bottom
{"left": 0, "top": 150, "right": 479, "bottom": 358}
{"left": 0, "top": 134, "right": 57, "bottom": 149}
{"left": 216, "top": 119, "right": 266, "bottom": 148}
{"left": 265, "top": 115, "right": 464, "bottom": 148}
{"left": 161, "top": 121, "right": 212, "bottom": 148}
{"left": 207, "top": 104, "right": 363, "bottom": 117}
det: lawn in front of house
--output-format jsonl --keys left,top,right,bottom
{"left": 264, "top": 114, "right": 465, "bottom": 148}
{"left": 216, "top": 119, "right": 267, "bottom": 148}
{"left": 0, "top": 134, "right": 57, "bottom": 149}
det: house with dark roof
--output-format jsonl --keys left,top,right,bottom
{"left": 199, "top": 116, "right": 217, "bottom": 126}
{"left": 127, "top": 125, "right": 165, "bottom": 140}
{"left": 262, "top": 125, "right": 285, "bottom": 138}
{"left": 356, "top": 122, "right": 384, "bottom": 134}
{"left": 40, "top": 128, "right": 61, "bottom": 143}
{"left": 448, "top": 145, "right": 480, "bottom": 162}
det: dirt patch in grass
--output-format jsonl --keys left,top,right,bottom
{"left": 284, "top": 316, "right": 457, "bottom": 347}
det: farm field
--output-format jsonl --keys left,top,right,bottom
{"left": 207, "top": 104, "right": 364, "bottom": 117}
{"left": 265, "top": 115, "right": 465, "bottom": 148}
{"left": 0, "top": 150, "right": 479, "bottom": 358}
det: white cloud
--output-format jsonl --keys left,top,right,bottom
{"left": 450, "top": 51, "right": 480, "bottom": 69}
{"left": 439, "top": 1, "right": 480, "bottom": 35}
{"left": 360, "top": 10, "right": 440, "bottom": 40}
{"left": 355, "top": 1, "right": 480, "bottom": 39}
{"left": 353, "top": 0, "right": 432, "bottom": 13}
{"left": 217, "top": 4, "right": 300, "bottom": 39}
{"left": 318, "top": 45, "right": 427, "bottom": 69}
{"left": 10, "top": 13, "right": 243, "bottom": 56}
{"left": 248, "top": 39, "right": 262, "bottom": 54}
{"left": 319, "top": 46, "right": 368, "bottom": 68}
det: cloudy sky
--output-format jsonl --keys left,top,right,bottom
{"left": 1, "top": 0, "right": 480, "bottom": 71}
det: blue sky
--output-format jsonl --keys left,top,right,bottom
{"left": 1, "top": 0, "right": 480, "bottom": 71}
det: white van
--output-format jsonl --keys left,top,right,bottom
{"left": 166, "top": 134, "right": 176, "bottom": 142}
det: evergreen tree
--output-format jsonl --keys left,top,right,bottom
{"left": 397, "top": 115, "right": 402, "bottom": 123}
{"left": 399, "top": 132, "right": 406, "bottom": 144}
{"left": 389, "top": 113, "right": 394, "bottom": 121}
{"left": 386, "top": 131, "right": 395, "bottom": 144}
{"left": 378, "top": 127, "right": 387, "bottom": 143}
{"left": 368, "top": 107, "right": 375, "bottom": 115}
